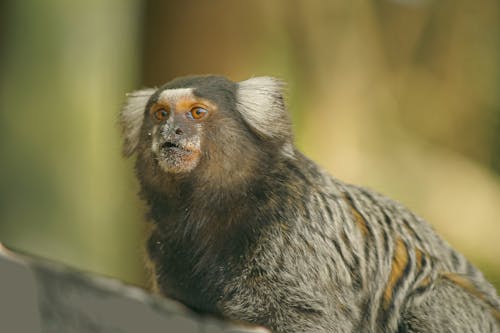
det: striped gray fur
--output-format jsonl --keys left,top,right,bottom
{"left": 221, "top": 158, "right": 500, "bottom": 332}
{"left": 121, "top": 75, "right": 500, "bottom": 333}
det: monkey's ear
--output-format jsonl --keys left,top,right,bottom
{"left": 119, "top": 88, "right": 156, "bottom": 157}
{"left": 236, "top": 77, "right": 292, "bottom": 142}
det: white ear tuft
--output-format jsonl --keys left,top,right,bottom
{"left": 119, "top": 88, "right": 156, "bottom": 157}
{"left": 236, "top": 77, "right": 291, "bottom": 141}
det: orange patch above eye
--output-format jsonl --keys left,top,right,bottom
{"left": 176, "top": 97, "right": 198, "bottom": 111}
{"left": 155, "top": 95, "right": 217, "bottom": 119}
{"left": 176, "top": 97, "right": 217, "bottom": 113}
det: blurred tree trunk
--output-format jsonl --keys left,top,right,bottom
{"left": 0, "top": 0, "right": 145, "bottom": 286}
{"left": 141, "top": 0, "right": 266, "bottom": 85}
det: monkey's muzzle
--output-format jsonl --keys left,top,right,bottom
{"left": 156, "top": 139, "right": 201, "bottom": 173}
{"left": 159, "top": 140, "right": 194, "bottom": 158}
{"left": 161, "top": 140, "right": 184, "bottom": 152}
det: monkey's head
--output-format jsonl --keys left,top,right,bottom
{"left": 120, "top": 75, "right": 293, "bottom": 189}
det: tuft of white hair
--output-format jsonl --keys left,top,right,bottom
{"left": 119, "top": 88, "right": 156, "bottom": 156}
{"left": 236, "top": 77, "right": 291, "bottom": 141}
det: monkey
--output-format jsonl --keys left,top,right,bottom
{"left": 119, "top": 75, "right": 500, "bottom": 333}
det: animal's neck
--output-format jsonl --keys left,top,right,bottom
{"left": 143, "top": 172, "right": 262, "bottom": 255}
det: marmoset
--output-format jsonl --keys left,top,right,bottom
{"left": 120, "top": 75, "right": 500, "bottom": 333}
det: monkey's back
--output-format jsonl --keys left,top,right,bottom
{"left": 221, "top": 151, "right": 500, "bottom": 332}
{"left": 337, "top": 180, "right": 500, "bottom": 329}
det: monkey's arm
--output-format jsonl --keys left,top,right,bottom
{"left": 219, "top": 262, "right": 360, "bottom": 333}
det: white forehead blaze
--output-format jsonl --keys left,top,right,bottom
{"left": 157, "top": 88, "right": 194, "bottom": 104}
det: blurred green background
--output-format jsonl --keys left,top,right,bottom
{"left": 0, "top": 0, "right": 499, "bottom": 291}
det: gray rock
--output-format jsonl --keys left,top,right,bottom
{"left": 0, "top": 244, "right": 268, "bottom": 333}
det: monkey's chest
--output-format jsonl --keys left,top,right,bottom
{"left": 147, "top": 232, "right": 231, "bottom": 314}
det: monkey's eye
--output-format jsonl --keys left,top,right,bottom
{"left": 188, "top": 107, "right": 208, "bottom": 120}
{"left": 153, "top": 108, "right": 169, "bottom": 122}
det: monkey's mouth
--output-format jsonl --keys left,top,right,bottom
{"left": 159, "top": 141, "right": 195, "bottom": 156}
{"left": 161, "top": 141, "right": 184, "bottom": 151}
{"left": 156, "top": 140, "right": 201, "bottom": 173}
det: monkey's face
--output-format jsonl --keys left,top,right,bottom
{"left": 120, "top": 75, "right": 293, "bottom": 183}
{"left": 146, "top": 88, "right": 216, "bottom": 174}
